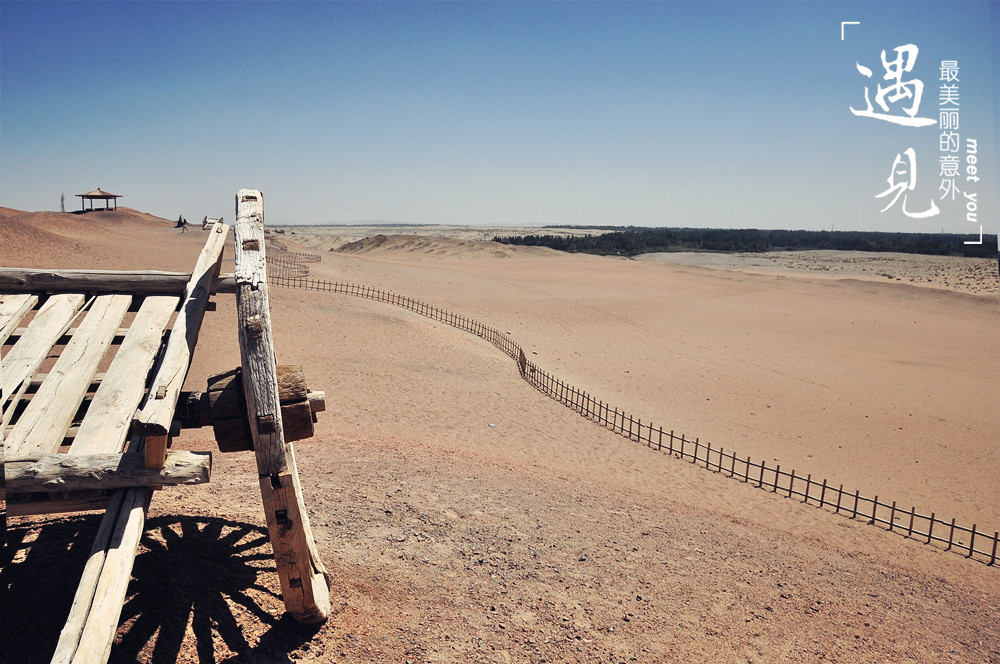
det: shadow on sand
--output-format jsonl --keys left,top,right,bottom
{"left": 2, "top": 514, "right": 322, "bottom": 664}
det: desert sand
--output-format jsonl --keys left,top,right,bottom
{"left": 3, "top": 209, "right": 998, "bottom": 664}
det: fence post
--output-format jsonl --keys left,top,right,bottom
{"left": 889, "top": 501, "right": 896, "bottom": 532}
{"left": 693, "top": 437, "right": 699, "bottom": 464}
{"left": 657, "top": 427, "right": 663, "bottom": 451}
{"left": 705, "top": 442, "right": 711, "bottom": 468}
{"left": 729, "top": 451, "right": 736, "bottom": 478}
{"left": 803, "top": 474, "right": 811, "bottom": 502}
{"left": 668, "top": 430, "right": 675, "bottom": 454}
{"left": 788, "top": 473, "right": 794, "bottom": 498}
{"left": 871, "top": 496, "right": 879, "bottom": 525}
{"left": 927, "top": 513, "right": 935, "bottom": 544}
{"left": 852, "top": 490, "right": 860, "bottom": 519}
{"left": 947, "top": 518, "right": 956, "bottom": 550}
{"left": 773, "top": 465, "right": 780, "bottom": 492}
{"left": 991, "top": 532, "right": 998, "bottom": 566}
{"left": 907, "top": 507, "right": 915, "bottom": 537}
{"left": 819, "top": 479, "right": 827, "bottom": 507}
{"left": 759, "top": 460, "right": 765, "bottom": 488}
{"left": 679, "top": 434, "right": 686, "bottom": 459}
{"left": 968, "top": 524, "right": 977, "bottom": 558}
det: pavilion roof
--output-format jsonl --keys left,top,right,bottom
{"left": 77, "top": 188, "right": 122, "bottom": 198}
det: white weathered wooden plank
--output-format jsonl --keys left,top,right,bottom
{"left": 68, "top": 296, "right": 178, "bottom": 456}
{"left": 1, "top": 293, "right": 87, "bottom": 402}
{"left": 5, "top": 450, "right": 211, "bottom": 492}
{"left": 134, "top": 223, "right": 230, "bottom": 467}
{"left": 51, "top": 483, "right": 150, "bottom": 664}
{"left": 6, "top": 294, "right": 131, "bottom": 458}
{"left": 235, "top": 188, "right": 329, "bottom": 624}
{"left": 0, "top": 293, "right": 38, "bottom": 345}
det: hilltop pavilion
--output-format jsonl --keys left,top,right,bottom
{"left": 77, "top": 188, "right": 122, "bottom": 211}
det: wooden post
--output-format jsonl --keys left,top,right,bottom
{"left": 871, "top": 496, "right": 879, "bottom": 525}
{"left": 235, "top": 189, "right": 329, "bottom": 624}
{"left": 657, "top": 427, "right": 663, "bottom": 451}
{"left": 990, "top": 532, "right": 997, "bottom": 566}
{"left": 788, "top": 472, "right": 794, "bottom": 498}
{"left": 927, "top": 513, "right": 935, "bottom": 544}
{"left": 773, "top": 464, "right": 780, "bottom": 492}
{"left": 968, "top": 524, "right": 977, "bottom": 558}
{"left": 889, "top": 501, "right": 896, "bottom": 532}
{"left": 819, "top": 479, "right": 827, "bottom": 507}
{"left": 803, "top": 474, "right": 811, "bottom": 502}
{"left": 679, "top": 434, "right": 686, "bottom": 459}
{"left": 947, "top": 518, "right": 956, "bottom": 550}
{"left": 907, "top": 507, "right": 915, "bottom": 537}
{"left": 759, "top": 460, "right": 765, "bottom": 488}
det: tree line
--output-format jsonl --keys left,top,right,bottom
{"left": 493, "top": 227, "right": 997, "bottom": 259}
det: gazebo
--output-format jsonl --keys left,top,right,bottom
{"left": 77, "top": 187, "right": 122, "bottom": 211}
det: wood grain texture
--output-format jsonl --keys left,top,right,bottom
{"left": 5, "top": 450, "right": 211, "bottom": 492}
{"left": 0, "top": 268, "right": 238, "bottom": 295}
{"left": 5, "top": 294, "right": 131, "bottom": 458}
{"left": 51, "top": 484, "right": 151, "bottom": 664}
{"left": 0, "top": 293, "right": 38, "bottom": 345}
{"left": 235, "top": 187, "right": 330, "bottom": 623}
{"left": 235, "top": 189, "right": 285, "bottom": 476}
{"left": 134, "top": 223, "right": 231, "bottom": 466}
{"left": 1, "top": 293, "right": 86, "bottom": 402}
{"left": 68, "top": 296, "right": 178, "bottom": 456}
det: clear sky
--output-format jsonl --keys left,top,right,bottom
{"left": 1, "top": 1, "right": 996, "bottom": 237}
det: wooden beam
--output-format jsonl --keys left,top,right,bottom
{"left": 1, "top": 293, "right": 87, "bottom": 404}
{"left": 235, "top": 188, "right": 330, "bottom": 624}
{"left": 133, "top": 223, "right": 231, "bottom": 468}
{"left": 68, "top": 296, "right": 178, "bottom": 456}
{"left": 6, "top": 491, "right": 111, "bottom": 517}
{"left": 6, "top": 294, "right": 131, "bottom": 458}
{"left": 0, "top": 268, "right": 238, "bottom": 295}
{"left": 5, "top": 450, "right": 211, "bottom": 493}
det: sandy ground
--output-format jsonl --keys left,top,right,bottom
{"left": 2, "top": 210, "right": 998, "bottom": 664}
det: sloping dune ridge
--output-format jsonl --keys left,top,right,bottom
{"left": 3, "top": 210, "right": 998, "bottom": 664}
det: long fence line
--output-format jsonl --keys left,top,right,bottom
{"left": 264, "top": 245, "right": 998, "bottom": 566}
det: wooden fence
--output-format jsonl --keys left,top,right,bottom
{"left": 265, "top": 249, "right": 998, "bottom": 567}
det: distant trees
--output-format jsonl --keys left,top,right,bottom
{"left": 494, "top": 227, "right": 997, "bottom": 259}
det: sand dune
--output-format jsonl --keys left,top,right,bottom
{"left": 3, "top": 211, "right": 998, "bottom": 663}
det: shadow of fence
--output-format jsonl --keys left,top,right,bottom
{"left": 264, "top": 244, "right": 998, "bottom": 567}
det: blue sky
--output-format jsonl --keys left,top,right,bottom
{"left": 1, "top": 1, "right": 996, "bottom": 237}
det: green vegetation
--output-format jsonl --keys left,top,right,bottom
{"left": 493, "top": 227, "right": 997, "bottom": 258}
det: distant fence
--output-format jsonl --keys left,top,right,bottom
{"left": 266, "top": 245, "right": 998, "bottom": 566}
